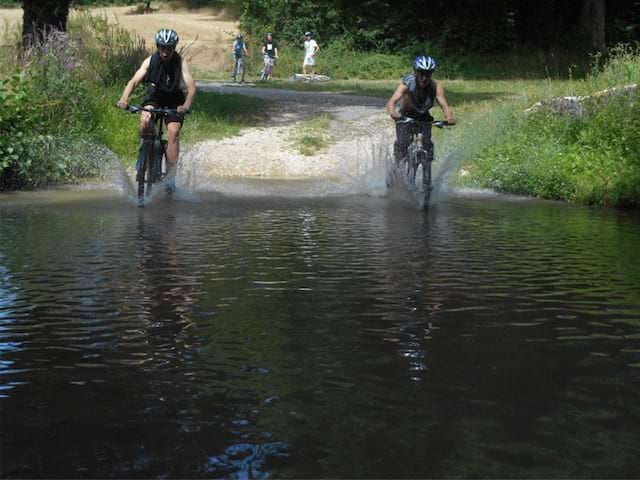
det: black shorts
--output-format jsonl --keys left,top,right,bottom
{"left": 394, "top": 118, "right": 434, "bottom": 162}
{"left": 142, "top": 94, "right": 186, "bottom": 124}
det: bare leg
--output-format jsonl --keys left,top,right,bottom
{"left": 140, "top": 110, "right": 152, "bottom": 136}
{"left": 166, "top": 121, "right": 181, "bottom": 177}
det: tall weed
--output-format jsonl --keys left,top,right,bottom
{"left": 464, "top": 61, "right": 640, "bottom": 207}
{"left": 0, "top": 13, "right": 149, "bottom": 189}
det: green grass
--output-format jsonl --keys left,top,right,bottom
{"left": 453, "top": 46, "right": 640, "bottom": 207}
{"left": 287, "top": 113, "right": 332, "bottom": 156}
{"left": 97, "top": 88, "right": 270, "bottom": 164}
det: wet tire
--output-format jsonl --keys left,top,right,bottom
{"left": 136, "top": 143, "right": 150, "bottom": 205}
{"left": 421, "top": 156, "right": 432, "bottom": 208}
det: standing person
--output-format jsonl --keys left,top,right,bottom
{"left": 231, "top": 33, "right": 248, "bottom": 82}
{"left": 386, "top": 55, "right": 456, "bottom": 164}
{"left": 302, "top": 31, "right": 319, "bottom": 76}
{"left": 261, "top": 33, "right": 278, "bottom": 79}
{"left": 117, "top": 28, "right": 196, "bottom": 190}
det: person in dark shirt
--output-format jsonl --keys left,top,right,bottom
{"left": 261, "top": 33, "right": 279, "bottom": 78}
{"left": 117, "top": 29, "right": 196, "bottom": 183}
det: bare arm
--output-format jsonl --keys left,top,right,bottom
{"left": 179, "top": 58, "right": 197, "bottom": 114}
{"left": 117, "top": 56, "right": 151, "bottom": 109}
{"left": 435, "top": 82, "right": 456, "bottom": 125}
{"left": 386, "top": 82, "right": 408, "bottom": 120}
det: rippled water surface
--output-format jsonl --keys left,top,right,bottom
{"left": 1, "top": 189, "right": 640, "bottom": 478}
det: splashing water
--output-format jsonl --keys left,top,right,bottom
{"left": 95, "top": 104, "right": 512, "bottom": 206}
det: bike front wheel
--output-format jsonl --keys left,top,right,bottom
{"left": 136, "top": 142, "right": 151, "bottom": 204}
{"left": 421, "top": 157, "right": 433, "bottom": 208}
{"left": 136, "top": 141, "right": 163, "bottom": 205}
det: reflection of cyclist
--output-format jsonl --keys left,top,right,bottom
{"left": 261, "top": 33, "right": 279, "bottom": 77}
{"left": 386, "top": 56, "right": 455, "bottom": 163}
{"left": 117, "top": 29, "right": 196, "bottom": 186}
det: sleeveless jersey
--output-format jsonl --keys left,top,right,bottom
{"left": 144, "top": 52, "right": 183, "bottom": 99}
{"left": 400, "top": 74, "right": 437, "bottom": 120}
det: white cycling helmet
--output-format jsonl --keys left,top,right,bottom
{"left": 156, "top": 28, "right": 179, "bottom": 47}
{"left": 413, "top": 55, "right": 436, "bottom": 72}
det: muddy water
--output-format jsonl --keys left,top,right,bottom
{"left": 1, "top": 187, "right": 639, "bottom": 478}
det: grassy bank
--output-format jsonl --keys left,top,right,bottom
{"left": 455, "top": 45, "right": 640, "bottom": 208}
{"left": 196, "top": 32, "right": 590, "bottom": 83}
{"left": 0, "top": 11, "right": 266, "bottom": 189}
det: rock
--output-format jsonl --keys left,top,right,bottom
{"left": 524, "top": 83, "right": 637, "bottom": 118}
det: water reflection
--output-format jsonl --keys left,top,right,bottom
{"left": 0, "top": 192, "right": 639, "bottom": 477}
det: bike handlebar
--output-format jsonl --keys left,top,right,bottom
{"left": 119, "top": 104, "right": 189, "bottom": 116}
{"left": 395, "top": 117, "right": 450, "bottom": 128}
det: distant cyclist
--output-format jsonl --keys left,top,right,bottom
{"left": 232, "top": 33, "right": 248, "bottom": 62}
{"left": 231, "top": 33, "right": 248, "bottom": 82}
{"left": 302, "top": 31, "right": 319, "bottom": 76}
{"left": 117, "top": 28, "right": 196, "bottom": 188}
{"left": 386, "top": 56, "right": 456, "bottom": 164}
{"left": 261, "top": 33, "right": 279, "bottom": 77}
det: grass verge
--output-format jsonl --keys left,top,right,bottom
{"left": 454, "top": 45, "right": 640, "bottom": 207}
{"left": 287, "top": 114, "right": 332, "bottom": 156}
{"left": 99, "top": 89, "right": 269, "bottom": 165}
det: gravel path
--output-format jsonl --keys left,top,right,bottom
{"left": 181, "top": 82, "right": 393, "bottom": 195}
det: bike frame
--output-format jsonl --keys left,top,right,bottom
{"left": 127, "top": 105, "right": 179, "bottom": 204}
{"left": 233, "top": 56, "right": 244, "bottom": 82}
{"left": 262, "top": 55, "right": 275, "bottom": 80}
{"left": 394, "top": 117, "right": 449, "bottom": 207}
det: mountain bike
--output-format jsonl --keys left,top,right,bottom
{"left": 125, "top": 105, "right": 183, "bottom": 205}
{"left": 232, "top": 56, "right": 245, "bottom": 83}
{"left": 261, "top": 55, "right": 275, "bottom": 81}
{"left": 395, "top": 117, "right": 449, "bottom": 207}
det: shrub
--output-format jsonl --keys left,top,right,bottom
{"left": 0, "top": 13, "right": 149, "bottom": 189}
{"left": 468, "top": 86, "right": 640, "bottom": 207}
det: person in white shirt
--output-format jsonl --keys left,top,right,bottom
{"left": 303, "top": 31, "right": 319, "bottom": 75}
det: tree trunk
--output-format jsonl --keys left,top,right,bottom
{"left": 580, "top": 0, "right": 606, "bottom": 51}
{"left": 22, "top": 0, "right": 71, "bottom": 43}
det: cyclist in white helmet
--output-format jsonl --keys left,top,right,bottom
{"left": 386, "top": 55, "right": 455, "bottom": 164}
{"left": 117, "top": 28, "right": 197, "bottom": 187}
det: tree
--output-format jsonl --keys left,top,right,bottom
{"left": 22, "top": 0, "right": 71, "bottom": 43}
{"left": 580, "top": 0, "right": 606, "bottom": 50}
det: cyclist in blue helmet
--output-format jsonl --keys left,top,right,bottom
{"left": 386, "top": 55, "right": 455, "bottom": 164}
{"left": 117, "top": 28, "right": 197, "bottom": 187}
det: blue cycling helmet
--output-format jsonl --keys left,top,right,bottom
{"left": 413, "top": 55, "right": 436, "bottom": 72}
{"left": 156, "top": 28, "right": 179, "bottom": 47}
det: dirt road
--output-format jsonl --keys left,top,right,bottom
{"left": 0, "top": 5, "right": 237, "bottom": 73}
{"left": 182, "top": 81, "right": 391, "bottom": 188}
